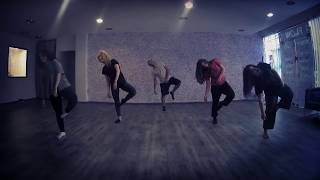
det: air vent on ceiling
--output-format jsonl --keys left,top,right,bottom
{"left": 105, "top": 27, "right": 113, "bottom": 31}
{"left": 238, "top": 29, "right": 245, "bottom": 32}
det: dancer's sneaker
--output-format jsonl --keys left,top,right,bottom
{"left": 57, "top": 132, "right": 66, "bottom": 140}
{"left": 60, "top": 112, "right": 69, "bottom": 119}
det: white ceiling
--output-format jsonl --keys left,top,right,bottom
{"left": 0, "top": 0, "right": 320, "bottom": 39}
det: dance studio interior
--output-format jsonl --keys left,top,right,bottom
{"left": 1, "top": 0, "right": 320, "bottom": 179}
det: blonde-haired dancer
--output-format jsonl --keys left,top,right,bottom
{"left": 97, "top": 50, "right": 136, "bottom": 123}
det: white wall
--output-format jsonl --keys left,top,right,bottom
{"left": 86, "top": 32, "right": 263, "bottom": 103}
{"left": 75, "top": 33, "right": 88, "bottom": 101}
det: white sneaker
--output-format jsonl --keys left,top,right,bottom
{"left": 57, "top": 132, "right": 66, "bottom": 140}
{"left": 60, "top": 113, "right": 69, "bottom": 119}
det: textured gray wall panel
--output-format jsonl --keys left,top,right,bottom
{"left": 87, "top": 32, "right": 262, "bottom": 103}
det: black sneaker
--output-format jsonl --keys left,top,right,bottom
{"left": 170, "top": 92, "right": 175, "bottom": 100}
{"left": 162, "top": 106, "right": 166, "bottom": 111}
{"left": 212, "top": 117, "right": 218, "bottom": 124}
{"left": 114, "top": 119, "right": 121, "bottom": 124}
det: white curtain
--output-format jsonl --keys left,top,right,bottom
{"left": 309, "top": 16, "right": 320, "bottom": 87}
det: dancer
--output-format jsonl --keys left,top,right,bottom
{"left": 243, "top": 63, "right": 293, "bottom": 139}
{"left": 39, "top": 50, "right": 78, "bottom": 140}
{"left": 196, "top": 58, "right": 235, "bottom": 124}
{"left": 147, "top": 60, "right": 181, "bottom": 111}
{"left": 97, "top": 50, "right": 136, "bottom": 123}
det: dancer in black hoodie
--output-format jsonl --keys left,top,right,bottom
{"left": 243, "top": 63, "right": 293, "bottom": 139}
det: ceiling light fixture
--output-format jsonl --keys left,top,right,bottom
{"left": 185, "top": 1, "right": 193, "bottom": 9}
{"left": 96, "top": 18, "right": 103, "bottom": 24}
{"left": 267, "top": 12, "right": 274, "bottom": 18}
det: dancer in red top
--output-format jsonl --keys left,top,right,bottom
{"left": 196, "top": 58, "right": 235, "bottom": 124}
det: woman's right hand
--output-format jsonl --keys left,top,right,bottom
{"left": 204, "top": 95, "right": 208, "bottom": 102}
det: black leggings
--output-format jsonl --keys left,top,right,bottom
{"left": 211, "top": 81, "right": 235, "bottom": 118}
{"left": 264, "top": 84, "right": 293, "bottom": 129}
{"left": 50, "top": 87, "right": 78, "bottom": 132}
{"left": 111, "top": 82, "right": 136, "bottom": 116}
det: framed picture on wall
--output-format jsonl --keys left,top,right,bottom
{"left": 8, "top": 46, "right": 28, "bottom": 78}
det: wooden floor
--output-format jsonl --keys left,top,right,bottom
{"left": 1, "top": 100, "right": 320, "bottom": 180}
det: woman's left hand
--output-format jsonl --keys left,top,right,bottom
{"left": 113, "top": 82, "right": 117, "bottom": 90}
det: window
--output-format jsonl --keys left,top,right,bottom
{"left": 309, "top": 17, "right": 320, "bottom": 87}
{"left": 263, "top": 33, "right": 281, "bottom": 77}
{"left": 8, "top": 47, "right": 27, "bottom": 77}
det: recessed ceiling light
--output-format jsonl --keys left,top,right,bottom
{"left": 96, "top": 18, "right": 103, "bottom": 24}
{"left": 286, "top": 0, "right": 296, "bottom": 6}
{"left": 267, "top": 12, "right": 274, "bottom": 18}
{"left": 185, "top": 1, "right": 193, "bottom": 9}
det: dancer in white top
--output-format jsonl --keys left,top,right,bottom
{"left": 147, "top": 60, "right": 181, "bottom": 111}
